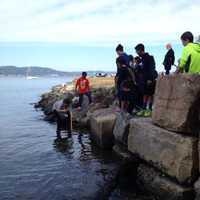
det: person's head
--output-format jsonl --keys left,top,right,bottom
{"left": 135, "top": 43, "right": 145, "bottom": 56}
{"left": 116, "top": 56, "right": 127, "bottom": 67}
{"left": 134, "top": 56, "right": 141, "bottom": 64}
{"left": 116, "top": 44, "right": 124, "bottom": 56}
{"left": 63, "top": 98, "right": 71, "bottom": 108}
{"left": 166, "top": 43, "right": 172, "bottom": 50}
{"left": 82, "top": 71, "right": 87, "bottom": 78}
{"left": 181, "top": 31, "right": 194, "bottom": 46}
{"left": 128, "top": 55, "right": 134, "bottom": 62}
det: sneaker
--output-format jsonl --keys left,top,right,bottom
{"left": 144, "top": 110, "right": 152, "bottom": 117}
{"left": 136, "top": 110, "right": 145, "bottom": 117}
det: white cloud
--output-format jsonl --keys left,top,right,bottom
{"left": 0, "top": 0, "right": 199, "bottom": 45}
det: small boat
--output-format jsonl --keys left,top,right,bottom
{"left": 26, "top": 76, "right": 39, "bottom": 80}
{"left": 26, "top": 67, "right": 39, "bottom": 80}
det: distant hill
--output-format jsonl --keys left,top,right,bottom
{"left": 0, "top": 66, "right": 76, "bottom": 77}
{"left": 0, "top": 66, "right": 114, "bottom": 77}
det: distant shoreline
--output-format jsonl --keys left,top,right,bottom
{"left": 0, "top": 66, "right": 114, "bottom": 77}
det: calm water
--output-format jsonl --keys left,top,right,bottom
{"left": 0, "top": 77, "right": 153, "bottom": 200}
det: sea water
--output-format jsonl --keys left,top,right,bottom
{"left": 0, "top": 77, "right": 154, "bottom": 200}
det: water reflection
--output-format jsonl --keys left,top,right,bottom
{"left": 53, "top": 134, "right": 73, "bottom": 154}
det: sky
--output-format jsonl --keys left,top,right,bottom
{"left": 0, "top": 0, "right": 200, "bottom": 71}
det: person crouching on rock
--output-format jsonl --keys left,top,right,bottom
{"left": 52, "top": 98, "right": 72, "bottom": 140}
{"left": 75, "top": 72, "right": 92, "bottom": 110}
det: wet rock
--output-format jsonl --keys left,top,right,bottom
{"left": 72, "top": 95, "right": 90, "bottom": 125}
{"left": 113, "top": 112, "right": 133, "bottom": 147}
{"left": 36, "top": 80, "right": 116, "bottom": 128}
{"left": 137, "top": 164, "right": 194, "bottom": 200}
{"left": 152, "top": 74, "right": 200, "bottom": 134}
{"left": 113, "top": 144, "right": 134, "bottom": 162}
{"left": 90, "top": 108, "right": 117, "bottom": 149}
{"left": 44, "top": 113, "right": 55, "bottom": 122}
{"left": 128, "top": 118, "right": 198, "bottom": 185}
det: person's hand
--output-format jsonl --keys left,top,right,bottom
{"left": 147, "top": 80, "right": 152, "bottom": 85}
{"left": 74, "top": 89, "right": 78, "bottom": 96}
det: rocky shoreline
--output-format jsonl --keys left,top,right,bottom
{"left": 35, "top": 77, "right": 116, "bottom": 127}
{"left": 36, "top": 75, "right": 200, "bottom": 200}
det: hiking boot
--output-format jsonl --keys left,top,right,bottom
{"left": 144, "top": 110, "right": 152, "bottom": 117}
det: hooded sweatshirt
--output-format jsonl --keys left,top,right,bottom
{"left": 179, "top": 43, "right": 200, "bottom": 74}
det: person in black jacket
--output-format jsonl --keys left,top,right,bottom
{"left": 163, "top": 43, "right": 175, "bottom": 75}
{"left": 135, "top": 43, "right": 157, "bottom": 117}
{"left": 115, "top": 56, "right": 136, "bottom": 113}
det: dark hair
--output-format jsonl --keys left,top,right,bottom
{"left": 181, "top": 31, "right": 194, "bottom": 43}
{"left": 135, "top": 56, "right": 141, "bottom": 63}
{"left": 82, "top": 71, "right": 87, "bottom": 77}
{"left": 63, "top": 98, "right": 71, "bottom": 105}
{"left": 116, "top": 56, "right": 127, "bottom": 66}
{"left": 116, "top": 44, "right": 124, "bottom": 52}
{"left": 135, "top": 43, "right": 145, "bottom": 51}
{"left": 128, "top": 55, "right": 134, "bottom": 62}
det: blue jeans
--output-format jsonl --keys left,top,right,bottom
{"left": 79, "top": 92, "right": 92, "bottom": 107}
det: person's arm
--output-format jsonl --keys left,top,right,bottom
{"left": 57, "top": 104, "right": 69, "bottom": 113}
{"left": 75, "top": 79, "right": 79, "bottom": 93}
{"left": 178, "top": 47, "right": 190, "bottom": 73}
{"left": 146, "top": 56, "right": 155, "bottom": 83}
{"left": 58, "top": 107, "right": 69, "bottom": 113}
{"left": 127, "top": 67, "right": 136, "bottom": 84}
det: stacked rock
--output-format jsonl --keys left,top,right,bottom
{"left": 129, "top": 74, "right": 200, "bottom": 199}
{"left": 89, "top": 74, "right": 200, "bottom": 200}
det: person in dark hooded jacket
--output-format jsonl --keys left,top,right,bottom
{"left": 115, "top": 56, "right": 136, "bottom": 113}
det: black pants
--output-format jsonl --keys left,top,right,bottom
{"left": 54, "top": 110, "right": 72, "bottom": 139}
{"left": 165, "top": 66, "right": 171, "bottom": 75}
{"left": 79, "top": 92, "right": 92, "bottom": 107}
{"left": 135, "top": 85, "right": 144, "bottom": 110}
{"left": 165, "top": 69, "right": 170, "bottom": 75}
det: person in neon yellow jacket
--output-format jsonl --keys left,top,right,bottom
{"left": 178, "top": 31, "right": 200, "bottom": 74}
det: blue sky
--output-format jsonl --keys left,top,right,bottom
{"left": 0, "top": 0, "right": 199, "bottom": 71}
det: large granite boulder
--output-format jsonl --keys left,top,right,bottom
{"left": 137, "top": 164, "right": 194, "bottom": 200}
{"left": 89, "top": 108, "right": 117, "bottom": 149}
{"left": 128, "top": 118, "right": 198, "bottom": 185}
{"left": 152, "top": 74, "right": 200, "bottom": 134}
{"left": 113, "top": 112, "right": 133, "bottom": 146}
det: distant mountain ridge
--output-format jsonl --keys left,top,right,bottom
{"left": 0, "top": 66, "right": 112, "bottom": 77}
{"left": 0, "top": 66, "right": 78, "bottom": 77}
